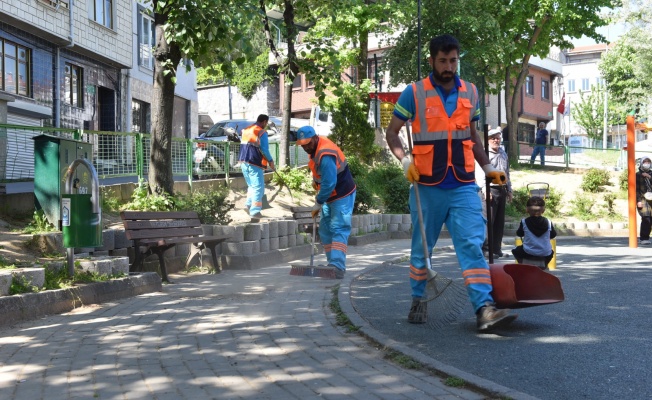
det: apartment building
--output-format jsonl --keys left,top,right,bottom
{"left": 0, "top": 0, "right": 198, "bottom": 180}
{"left": 484, "top": 50, "right": 564, "bottom": 145}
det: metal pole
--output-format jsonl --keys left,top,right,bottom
{"left": 228, "top": 80, "right": 233, "bottom": 119}
{"left": 374, "top": 54, "right": 380, "bottom": 128}
{"left": 417, "top": 0, "right": 421, "bottom": 81}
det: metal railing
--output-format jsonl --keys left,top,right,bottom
{"left": 0, "top": 124, "right": 309, "bottom": 184}
{"left": 514, "top": 141, "right": 643, "bottom": 170}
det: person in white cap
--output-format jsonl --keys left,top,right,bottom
{"left": 482, "top": 128, "right": 513, "bottom": 258}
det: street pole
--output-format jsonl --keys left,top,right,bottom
{"left": 603, "top": 86, "right": 608, "bottom": 150}
{"left": 417, "top": 0, "right": 421, "bottom": 81}
{"left": 228, "top": 80, "right": 233, "bottom": 119}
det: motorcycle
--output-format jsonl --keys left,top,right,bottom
{"left": 193, "top": 126, "right": 240, "bottom": 179}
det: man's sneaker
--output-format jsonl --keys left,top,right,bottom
{"left": 640, "top": 239, "right": 651, "bottom": 245}
{"left": 250, "top": 212, "right": 263, "bottom": 222}
{"left": 476, "top": 302, "right": 517, "bottom": 332}
{"left": 407, "top": 297, "right": 427, "bottom": 324}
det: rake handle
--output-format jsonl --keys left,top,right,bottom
{"left": 405, "top": 123, "right": 432, "bottom": 270}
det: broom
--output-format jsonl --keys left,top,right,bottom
{"left": 289, "top": 216, "right": 337, "bottom": 278}
{"left": 405, "top": 123, "right": 467, "bottom": 326}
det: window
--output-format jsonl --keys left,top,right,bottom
{"left": 292, "top": 74, "right": 302, "bottom": 90}
{"left": 568, "top": 79, "right": 575, "bottom": 92}
{"left": 541, "top": 80, "right": 550, "bottom": 101}
{"left": 595, "top": 77, "right": 604, "bottom": 87}
{"left": 138, "top": 7, "right": 155, "bottom": 70}
{"left": 581, "top": 78, "right": 590, "bottom": 91}
{"left": 525, "top": 75, "right": 534, "bottom": 96}
{"left": 64, "top": 63, "right": 83, "bottom": 107}
{"left": 132, "top": 100, "right": 150, "bottom": 133}
{"left": 38, "top": 0, "right": 69, "bottom": 8}
{"left": 1, "top": 39, "right": 31, "bottom": 97}
{"left": 367, "top": 57, "right": 385, "bottom": 87}
{"left": 93, "top": 0, "right": 113, "bottom": 29}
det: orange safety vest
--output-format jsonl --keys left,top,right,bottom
{"left": 411, "top": 77, "right": 478, "bottom": 185}
{"left": 238, "top": 124, "right": 268, "bottom": 168}
{"left": 309, "top": 137, "right": 356, "bottom": 203}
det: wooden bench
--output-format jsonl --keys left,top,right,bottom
{"left": 120, "top": 211, "right": 230, "bottom": 282}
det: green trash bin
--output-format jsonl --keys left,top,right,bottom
{"left": 61, "top": 194, "right": 102, "bottom": 248}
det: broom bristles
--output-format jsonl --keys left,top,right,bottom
{"left": 289, "top": 265, "right": 337, "bottom": 279}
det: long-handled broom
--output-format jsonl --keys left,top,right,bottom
{"left": 289, "top": 215, "right": 337, "bottom": 278}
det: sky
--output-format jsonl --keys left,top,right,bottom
{"left": 571, "top": 23, "right": 627, "bottom": 47}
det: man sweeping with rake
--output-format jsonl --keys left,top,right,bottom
{"left": 385, "top": 34, "right": 517, "bottom": 331}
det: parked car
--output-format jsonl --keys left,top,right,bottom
{"left": 198, "top": 113, "right": 214, "bottom": 135}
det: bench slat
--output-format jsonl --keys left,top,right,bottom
{"left": 123, "top": 219, "right": 201, "bottom": 230}
{"left": 121, "top": 211, "right": 199, "bottom": 220}
{"left": 139, "top": 235, "right": 229, "bottom": 247}
{"left": 126, "top": 227, "right": 204, "bottom": 240}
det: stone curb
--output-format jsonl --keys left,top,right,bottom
{"left": 0, "top": 272, "right": 162, "bottom": 329}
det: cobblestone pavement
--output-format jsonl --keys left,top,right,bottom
{"left": 0, "top": 240, "right": 499, "bottom": 400}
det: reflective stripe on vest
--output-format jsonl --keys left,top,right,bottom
{"left": 239, "top": 124, "right": 267, "bottom": 168}
{"left": 309, "top": 137, "right": 356, "bottom": 203}
{"left": 410, "top": 77, "right": 478, "bottom": 185}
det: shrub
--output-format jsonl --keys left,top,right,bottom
{"left": 123, "top": 179, "right": 176, "bottom": 211}
{"left": 507, "top": 186, "right": 562, "bottom": 218}
{"left": 382, "top": 176, "right": 410, "bottom": 213}
{"left": 603, "top": 193, "right": 617, "bottom": 215}
{"left": 176, "top": 184, "right": 234, "bottom": 225}
{"left": 619, "top": 169, "right": 628, "bottom": 191}
{"left": 271, "top": 166, "right": 313, "bottom": 193}
{"left": 569, "top": 192, "right": 594, "bottom": 219}
{"left": 346, "top": 156, "right": 377, "bottom": 213}
{"left": 23, "top": 210, "right": 57, "bottom": 234}
{"left": 581, "top": 168, "right": 611, "bottom": 193}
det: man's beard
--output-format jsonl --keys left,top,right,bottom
{"left": 433, "top": 69, "right": 455, "bottom": 83}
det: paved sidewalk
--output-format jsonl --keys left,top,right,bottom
{"left": 0, "top": 240, "right": 506, "bottom": 400}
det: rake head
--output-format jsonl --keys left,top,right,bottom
{"left": 422, "top": 268, "right": 469, "bottom": 329}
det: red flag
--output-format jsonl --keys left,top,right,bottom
{"left": 557, "top": 93, "right": 566, "bottom": 115}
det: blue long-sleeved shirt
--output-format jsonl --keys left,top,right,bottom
{"left": 259, "top": 131, "right": 274, "bottom": 163}
{"left": 316, "top": 155, "right": 337, "bottom": 204}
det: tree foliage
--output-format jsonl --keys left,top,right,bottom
{"left": 196, "top": 53, "right": 274, "bottom": 100}
{"left": 326, "top": 81, "right": 379, "bottom": 162}
{"left": 148, "top": 0, "right": 258, "bottom": 195}
{"left": 385, "top": 0, "right": 616, "bottom": 160}
{"left": 599, "top": 1, "right": 652, "bottom": 116}
{"left": 572, "top": 85, "right": 625, "bottom": 141}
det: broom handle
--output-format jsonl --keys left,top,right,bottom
{"left": 310, "top": 215, "right": 316, "bottom": 267}
{"left": 405, "top": 123, "right": 432, "bottom": 270}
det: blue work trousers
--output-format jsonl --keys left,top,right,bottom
{"left": 409, "top": 184, "right": 494, "bottom": 312}
{"left": 530, "top": 145, "right": 546, "bottom": 165}
{"left": 319, "top": 191, "right": 356, "bottom": 271}
{"left": 241, "top": 163, "right": 264, "bottom": 216}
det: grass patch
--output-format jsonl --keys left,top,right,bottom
{"left": 444, "top": 376, "right": 467, "bottom": 388}
{"left": 329, "top": 285, "right": 360, "bottom": 333}
{"left": 384, "top": 349, "right": 423, "bottom": 370}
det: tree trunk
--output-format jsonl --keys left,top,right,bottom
{"left": 150, "top": 11, "right": 181, "bottom": 195}
{"left": 278, "top": 0, "right": 298, "bottom": 168}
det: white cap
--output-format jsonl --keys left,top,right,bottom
{"left": 488, "top": 128, "right": 502, "bottom": 137}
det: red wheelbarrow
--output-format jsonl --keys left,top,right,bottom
{"left": 489, "top": 263, "right": 564, "bottom": 309}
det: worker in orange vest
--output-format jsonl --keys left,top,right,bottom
{"left": 385, "top": 34, "right": 516, "bottom": 331}
{"left": 238, "top": 114, "right": 275, "bottom": 221}
{"left": 297, "top": 126, "right": 356, "bottom": 279}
